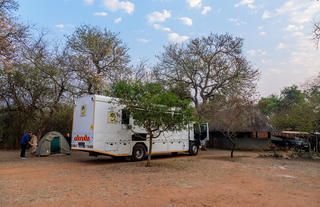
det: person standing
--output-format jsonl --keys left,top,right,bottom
{"left": 20, "top": 131, "right": 33, "bottom": 159}
{"left": 29, "top": 135, "right": 38, "bottom": 154}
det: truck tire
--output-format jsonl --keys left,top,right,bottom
{"left": 189, "top": 142, "right": 199, "bottom": 155}
{"left": 132, "top": 144, "right": 146, "bottom": 161}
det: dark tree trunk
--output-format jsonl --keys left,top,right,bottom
{"left": 225, "top": 133, "right": 236, "bottom": 158}
{"left": 307, "top": 137, "right": 312, "bottom": 158}
{"left": 231, "top": 143, "right": 235, "bottom": 158}
{"left": 146, "top": 134, "right": 153, "bottom": 167}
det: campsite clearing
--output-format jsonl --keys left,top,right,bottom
{"left": 0, "top": 150, "right": 319, "bottom": 207}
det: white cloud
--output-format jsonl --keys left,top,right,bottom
{"left": 114, "top": 17, "right": 122, "bottom": 23}
{"left": 93, "top": 12, "right": 107, "bottom": 16}
{"left": 147, "top": 10, "right": 171, "bottom": 24}
{"left": 277, "top": 43, "right": 286, "bottom": 49}
{"left": 228, "top": 18, "right": 247, "bottom": 26}
{"left": 258, "top": 1, "right": 320, "bottom": 96}
{"left": 259, "top": 31, "right": 266, "bottom": 36}
{"left": 201, "top": 6, "right": 211, "bottom": 15}
{"left": 55, "top": 24, "right": 74, "bottom": 29}
{"left": 153, "top": 24, "right": 171, "bottom": 32}
{"left": 55, "top": 24, "right": 64, "bottom": 28}
{"left": 270, "top": 1, "right": 320, "bottom": 24}
{"left": 269, "top": 68, "right": 282, "bottom": 74}
{"left": 258, "top": 26, "right": 264, "bottom": 30}
{"left": 276, "top": 1, "right": 304, "bottom": 14}
{"left": 287, "top": 2, "right": 320, "bottom": 24}
{"left": 285, "top": 24, "right": 304, "bottom": 31}
{"left": 84, "top": 0, "right": 94, "bottom": 5}
{"left": 258, "top": 49, "right": 267, "bottom": 56}
{"left": 247, "top": 50, "right": 256, "bottom": 56}
{"left": 186, "top": 0, "right": 201, "bottom": 8}
{"left": 275, "top": 0, "right": 319, "bottom": 24}
{"left": 179, "top": 17, "right": 192, "bottom": 26}
{"left": 292, "top": 32, "right": 304, "bottom": 37}
{"left": 288, "top": 34, "right": 320, "bottom": 76}
{"left": 138, "top": 38, "right": 149, "bottom": 43}
{"left": 235, "top": 0, "right": 256, "bottom": 9}
{"left": 247, "top": 49, "right": 266, "bottom": 56}
{"left": 103, "top": 0, "right": 134, "bottom": 14}
{"left": 168, "top": 33, "right": 189, "bottom": 43}
{"left": 262, "top": 10, "right": 271, "bottom": 19}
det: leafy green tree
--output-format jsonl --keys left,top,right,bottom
{"left": 167, "top": 82, "right": 192, "bottom": 101}
{"left": 304, "top": 73, "right": 320, "bottom": 132}
{"left": 67, "top": 25, "right": 130, "bottom": 95}
{"left": 278, "top": 85, "right": 305, "bottom": 110}
{"left": 258, "top": 85, "right": 310, "bottom": 131}
{"left": 257, "top": 95, "right": 280, "bottom": 116}
{"left": 268, "top": 85, "right": 307, "bottom": 131}
{"left": 112, "top": 81, "right": 195, "bottom": 166}
{"left": 270, "top": 104, "right": 310, "bottom": 131}
{"left": 154, "top": 33, "right": 259, "bottom": 120}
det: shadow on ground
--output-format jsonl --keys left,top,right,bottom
{"left": 200, "top": 155, "right": 250, "bottom": 162}
{"left": 78, "top": 153, "right": 191, "bottom": 165}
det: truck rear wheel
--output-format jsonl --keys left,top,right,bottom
{"left": 189, "top": 142, "right": 199, "bottom": 155}
{"left": 132, "top": 144, "right": 146, "bottom": 161}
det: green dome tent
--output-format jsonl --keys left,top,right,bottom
{"left": 36, "top": 131, "right": 71, "bottom": 156}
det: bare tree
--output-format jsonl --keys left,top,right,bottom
{"left": 0, "top": 33, "right": 73, "bottom": 140}
{"left": 205, "top": 90, "right": 256, "bottom": 157}
{"left": 0, "top": 0, "right": 28, "bottom": 72}
{"left": 67, "top": 24, "right": 131, "bottom": 95}
{"left": 155, "top": 33, "right": 259, "bottom": 120}
{"left": 313, "top": 0, "right": 320, "bottom": 47}
{"left": 130, "top": 58, "right": 154, "bottom": 83}
{"left": 314, "top": 23, "right": 320, "bottom": 48}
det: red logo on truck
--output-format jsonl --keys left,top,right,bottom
{"left": 74, "top": 136, "right": 90, "bottom": 141}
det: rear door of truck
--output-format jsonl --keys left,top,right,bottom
{"left": 72, "top": 95, "right": 95, "bottom": 150}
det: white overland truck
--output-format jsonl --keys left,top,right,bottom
{"left": 71, "top": 95, "right": 209, "bottom": 161}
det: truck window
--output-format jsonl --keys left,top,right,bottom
{"left": 121, "top": 109, "right": 130, "bottom": 125}
{"left": 132, "top": 133, "right": 147, "bottom": 141}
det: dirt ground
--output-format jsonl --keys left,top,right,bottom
{"left": 0, "top": 149, "right": 319, "bottom": 207}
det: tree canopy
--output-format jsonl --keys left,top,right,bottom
{"left": 258, "top": 77, "right": 320, "bottom": 133}
{"left": 154, "top": 33, "right": 259, "bottom": 119}
{"left": 67, "top": 24, "right": 131, "bottom": 95}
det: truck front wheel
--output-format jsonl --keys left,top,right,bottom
{"left": 189, "top": 142, "right": 199, "bottom": 155}
{"left": 132, "top": 144, "right": 146, "bottom": 161}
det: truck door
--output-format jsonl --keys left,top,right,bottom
{"left": 200, "top": 123, "right": 209, "bottom": 140}
{"left": 193, "top": 122, "right": 209, "bottom": 145}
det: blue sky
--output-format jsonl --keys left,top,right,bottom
{"left": 17, "top": 0, "right": 320, "bottom": 97}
